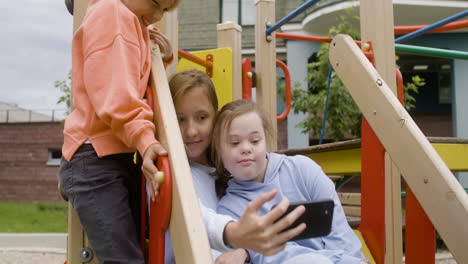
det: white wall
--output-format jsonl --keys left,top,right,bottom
{"left": 286, "top": 40, "right": 321, "bottom": 148}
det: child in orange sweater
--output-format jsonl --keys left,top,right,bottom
{"left": 59, "top": 0, "right": 179, "bottom": 262}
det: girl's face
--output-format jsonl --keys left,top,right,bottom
{"left": 123, "top": 0, "right": 172, "bottom": 28}
{"left": 175, "top": 87, "right": 216, "bottom": 165}
{"left": 220, "top": 111, "right": 268, "bottom": 182}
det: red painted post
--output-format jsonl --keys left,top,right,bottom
{"left": 405, "top": 188, "right": 436, "bottom": 263}
{"left": 359, "top": 119, "right": 386, "bottom": 264}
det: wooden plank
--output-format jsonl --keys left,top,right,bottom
{"left": 73, "top": 0, "right": 89, "bottom": 32}
{"left": 278, "top": 139, "right": 361, "bottom": 155}
{"left": 255, "top": 0, "right": 277, "bottom": 151}
{"left": 150, "top": 46, "right": 213, "bottom": 263}
{"left": 385, "top": 153, "right": 403, "bottom": 264}
{"left": 281, "top": 142, "right": 468, "bottom": 175}
{"left": 155, "top": 10, "right": 178, "bottom": 77}
{"left": 329, "top": 34, "right": 468, "bottom": 263}
{"left": 343, "top": 206, "right": 361, "bottom": 217}
{"left": 67, "top": 203, "right": 85, "bottom": 264}
{"left": 84, "top": 235, "right": 99, "bottom": 264}
{"left": 359, "top": 1, "right": 402, "bottom": 263}
{"left": 306, "top": 148, "right": 361, "bottom": 175}
{"left": 68, "top": 1, "right": 91, "bottom": 264}
{"left": 338, "top": 193, "right": 361, "bottom": 206}
{"left": 327, "top": 175, "right": 343, "bottom": 182}
{"left": 217, "top": 22, "right": 242, "bottom": 101}
{"left": 433, "top": 143, "right": 468, "bottom": 172}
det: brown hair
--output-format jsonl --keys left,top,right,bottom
{"left": 169, "top": 69, "right": 218, "bottom": 163}
{"left": 169, "top": 69, "right": 218, "bottom": 110}
{"left": 211, "top": 100, "right": 273, "bottom": 197}
{"left": 164, "top": 0, "right": 181, "bottom": 11}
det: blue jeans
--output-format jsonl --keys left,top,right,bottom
{"left": 59, "top": 144, "right": 144, "bottom": 264}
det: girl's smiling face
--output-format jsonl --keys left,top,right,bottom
{"left": 175, "top": 87, "right": 216, "bottom": 166}
{"left": 220, "top": 111, "right": 268, "bottom": 183}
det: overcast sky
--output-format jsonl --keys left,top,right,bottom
{"left": 0, "top": 0, "right": 72, "bottom": 113}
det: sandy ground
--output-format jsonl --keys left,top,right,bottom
{"left": 0, "top": 249, "right": 66, "bottom": 264}
{"left": 0, "top": 249, "right": 458, "bottom": 264}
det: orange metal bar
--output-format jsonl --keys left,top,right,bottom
{"left": 178, "top": 48, "right": 214, "bottom": 76}
{"left": 394, "top": 20, "right": 468, "bottom": 35}
{"left": 276, "top": 60, "right": 291, "bottom": 121}
{"left": 396, "top": 69, "right": 404, "bottom": 104}
{"left": 241, "top": 58, "right": 253, "bottom": 100}
{"left": 149, "top": 157, "right": 173, "bottom": 264}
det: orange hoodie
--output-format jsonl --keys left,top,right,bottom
{"left": 62, "top": 0, "right": 157, "bottom": 161}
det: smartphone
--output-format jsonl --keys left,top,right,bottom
{"left": 274, "top": 199, "right": 334, "bottom": 241}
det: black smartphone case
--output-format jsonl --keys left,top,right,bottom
{"left": 278, "top": 199, "right": 334, "bottom": 241}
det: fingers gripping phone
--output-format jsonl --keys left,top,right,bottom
{"left": 274, "top": 199, "right": 334, "bottom": 241}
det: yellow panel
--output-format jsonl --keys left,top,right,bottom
{"left": 177, "top": 48, "right": 233, "bottom": 108}
{"left": 354, "top": 230, "right": 376, "bottom": 264}
{"left": 304, "top": 143, "right": 468, "bottom": 175}
{"left": 306, "top": 148, "right": 362, "bottom": 175}
{"left": 433, "top": 143, "right": 468, "bottom": 172}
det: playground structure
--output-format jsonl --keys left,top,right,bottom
{"left": 65, "top": 0, "right": 468, "bottom": 263}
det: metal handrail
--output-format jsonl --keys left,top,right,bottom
{"left": 276, "top": 60, "right": 291, "bottom": 121}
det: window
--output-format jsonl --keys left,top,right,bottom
{"left": 47, "top": 149, "right": 62, "bottom": 166}
{"left": 221, "top": 0, "right": 255, "bottom": 25}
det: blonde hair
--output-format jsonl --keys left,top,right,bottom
{"left": 211, "top": 100, "right": 273, "bottom": 196}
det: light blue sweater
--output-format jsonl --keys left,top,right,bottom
{"left": 217, "top": 152, "right": 367, "bottom": 264}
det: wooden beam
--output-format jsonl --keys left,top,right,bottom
{"left": 67, "top": 203, "right": 86, "bottom": 264}
{"left": 280, "top": 141, "right": 468, "bottom": 175}
{"left": 339, "top": 193, "right": 361, "bottom": 206}
{"left": 68, "top": 1, "right": 91, "bottom": 263}
{"left": 384, "top": 153, "right": 403, "bottom": 264}
{"left": 217, "top": 22, "right": 242, "bottom": 101}
{"left": 329, "top": 34, "right": 468, "bottom": 263}
{"left": 359, "top": 1, "right": 402, "bottom": 263}
{"left": 343, "top": 206, "right": 361, "bottom": 217}
{"left": 255, "top": 0, "right": 277, "bottom": 151}
{"left": 73, "top": 0, "right": 89, "bottom": 32}
{"left": 155, "top": 10, "right": 178, "bottom": 77}
{"left": 150, "top": 46, "right": 213, "bottom": 263}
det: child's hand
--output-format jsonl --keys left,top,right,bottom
{"left": 215, "top": 249, "right": 249, "bottom": 264}
{"left": 142, "top": 142, "right": 168, "bottom": 201}
{"left": 149, "top": 28, "right": 173, "bottom": 62}
{"left": 224, "top": 190, "right": 306, "bottom": 256}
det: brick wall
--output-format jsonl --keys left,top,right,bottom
{"left": 0, "top": 122, "right": 64, "bottom": 202}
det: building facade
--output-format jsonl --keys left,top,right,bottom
{"left": 0, "top": 120, "right": 64, "bottom": 202}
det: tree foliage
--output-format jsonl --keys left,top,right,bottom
{"left": 55, "top": 70, "right": 72, "bottom": 115}
{"left": 292, "top": 9, "right": 424, "bottom": 142}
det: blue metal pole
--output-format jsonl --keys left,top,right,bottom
{"left": 266, "top": 0, "right": 322, "bottom": 36}
{"left": 395, "top": 9, "right": 468, "bottom": 43}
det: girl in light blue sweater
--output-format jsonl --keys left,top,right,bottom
{"left": 211, "top": 100, "right": 368, "bottom": 264}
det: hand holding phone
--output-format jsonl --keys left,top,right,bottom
{"left": 274, "top": 199, "right": 334, "bottom": 241}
